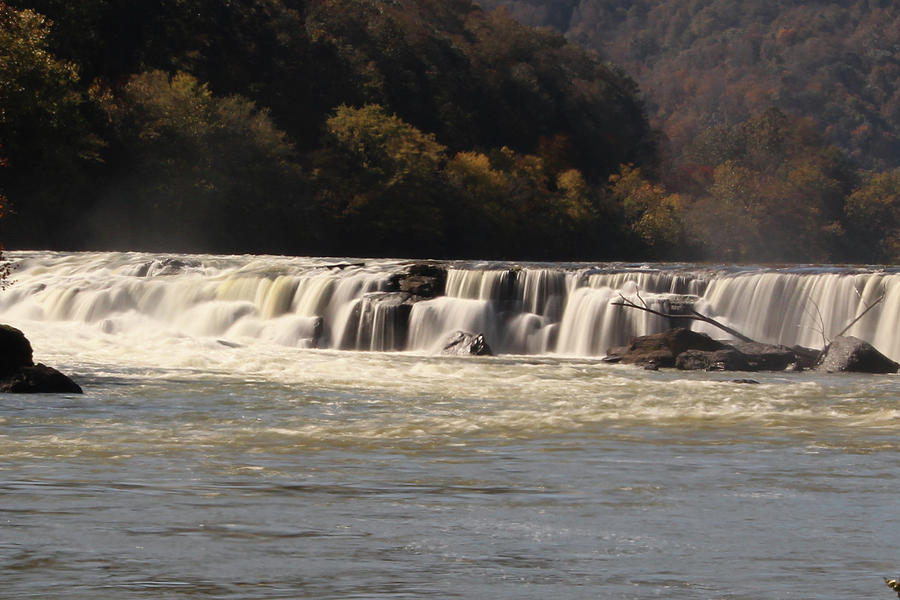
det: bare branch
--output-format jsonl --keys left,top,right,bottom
{"left": 613, "top": 294, "right": 756, "bottom": 343}
{"left": 801, "top": 296, "right": 828, "bottom": 348}
{"left": 834, "top": 288, "right": 886, "bottom": 339}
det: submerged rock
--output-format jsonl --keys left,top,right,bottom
{"left": 440, "top": 331, "right": 493, "bottom": 356}
{"left": 0, "top": 325, "right": 82, "bottom": 393}
{"left": 817, "top": 336, "right": 899, "bottom": 374}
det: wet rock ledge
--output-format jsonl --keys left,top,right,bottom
{"left": 0, "top": 325, "right": 83, "bottom": 393}
{"left": 604, "top": 328, "right": 898, "bottom": 374}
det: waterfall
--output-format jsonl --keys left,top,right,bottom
{"left": 2, "top": 252, "right": 898, "bottom": 361}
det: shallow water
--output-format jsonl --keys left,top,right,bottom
{"left": 1, "top": 252, "right": 898, "bottom": 598}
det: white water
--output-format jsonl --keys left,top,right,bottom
{"left": 2, "top": 252, "right": 899, "bottom": 366}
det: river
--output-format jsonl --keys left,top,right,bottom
{"left": 1, "top": 251, "right": 897, "bottom": 599}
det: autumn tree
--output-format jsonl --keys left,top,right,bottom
{"left": 680, "top": 109, "right": 856, "bottom": 262}
{"left": 844, "top": 169, "right": 900, "bottom": 263}
{"left": 607, "top": 164, "right": 687, "bottom": 258}
{"left": 313, "top": 104, "right": 448, "bottom": 257}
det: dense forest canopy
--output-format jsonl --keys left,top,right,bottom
{"left": 1, "top": 0, "right": 898, "bottom": 262}
{"left": 477, "top": 0, "right": 900, "bottom": 171}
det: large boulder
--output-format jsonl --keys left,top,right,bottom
{"left": 440, "top": 331, "right": 493, "bottom": 356}
{"left": 0, "top": 324, "right": 83, "bottom": 393}
{"left": 817, "top": 336, "right": 899, "bottom": 374}
{"left": 0, "top": 364, "right": 83, "bottom": 394}
{"left": 730, "top": 342, "right": 803, "bottom": 371}
{"left": 611, "top": 328, "right": 724, "bottom": 368}
{"left": 0, "top": 325, "right": 34, "bottom": 377}
{"left": 676, "top": 348, "right": 752, "bottom": 371}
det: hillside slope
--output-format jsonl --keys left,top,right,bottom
{"left": 479, "top": 0, "right": 900, "bottom": 170}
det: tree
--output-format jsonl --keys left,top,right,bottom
{"left": 313, "top": 104, "right": 448, "bottom": 257}
{"left": 93, "top": 70, "right": 310, "bottom": 252}
{"left": 680, "top": 109, "right": 856, "bottom": 262}
{"left": 844, "top": 168, "right": 900, "bottom": 262}
{"left": 608, "top": 164, "right": 686, "bottom": 257}
{"left": 0, "top": 2, "right": 97, "bottom": 247}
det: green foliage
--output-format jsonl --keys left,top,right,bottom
{"left": 2, "top": 0, "right": 658, "bottom": 259}
{"left": 608, "top": 164, "right": 686, "bottom": 257}
{"left": 0, "top": 2, "right": 100, "bottom": 246}
{"left": 93, "top": 70, "right": 310, "bottom": 253}
{"left": 313, "top": 104, "right": 447, "bottom": 257}
{"left": 12, "top": 0, "right": 895, "bottom": 263}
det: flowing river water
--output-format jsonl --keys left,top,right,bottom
{"left": 1, "top": 251, "right": 898, "bottom": 599}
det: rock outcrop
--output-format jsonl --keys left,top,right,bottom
{"left": 389, "top": 264, "right": 447, "bottom": 300}
{"left": 607, "top": 327, "right": 827, "bottom": 373}
{"left": 817, "top": 336, "right": 899, "bottom": 374}
{"left": 607, "top": 328, "right": 725, "bottom": 368}
{"left": 440, "top": 331, "right": 493, "bottom": 356}
{"left": 0, "top": 325, "right": 83, "bottom": 393}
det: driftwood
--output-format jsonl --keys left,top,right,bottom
{"left": 612, "top": 293, "right": 757, "bottom": 343}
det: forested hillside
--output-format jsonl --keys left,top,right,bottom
{"left": 2, "top": 0, "right": 899, "bottom": 262}
{"left": 476, "top": 0, "right": 900, "bottom": 262}
{"left": 0, "top": 0, "right": 653, "bottom": 259}
{"left": 478, "top": 0, "right": 900, "bottom": 171}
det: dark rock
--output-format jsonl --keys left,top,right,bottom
{"left": 817, "top": 336, "right": 899, "bottom": 374}
{"left": 603, "top": 345, "right": 629, "bottom": 362}
{"left": 0, "top": 325, "right": 34, "bottom": 377}
{"left": 440, "top": 331, "right": 493, "bottom": 356}
{"left": 0, "top": 363, "right": 83, "bottom": 394}
{"left": 398, "top": 275, "right": 442, "bottom": 297}
{"left": 731, "top": 379, "right": 760, "bottom": 384}
{"left": 633, "top": 349, "right": 677, "bottom": 368}
{"left": 789, "top": 345, "right": 823, "bottom": 370}
{"left": 0, "top": 324, "right": 83, "bottom": 393}
{"left": 388, "top": 264, "right": 447, "bottom": 300}
{"left": 676, "top": 348, "right": 752, "bottom": 371}
{"left": 730, "top": 342, "right": 798, "bottom": 371}
{"left": 617, "top": 328, "right": 723, "bottom": 368}
{"left": 135, "top": 257, "right": 200, "bottom": 277}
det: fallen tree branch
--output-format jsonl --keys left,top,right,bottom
{"left": 612, "top": 294, "right": 757, "bottom": 343}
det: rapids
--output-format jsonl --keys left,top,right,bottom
{"left": 1, "top": 251, "right": 898, "bottom": 365}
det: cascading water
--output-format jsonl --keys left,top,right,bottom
{"left": 2, "top": 252, "right": 899, "bottom": 361}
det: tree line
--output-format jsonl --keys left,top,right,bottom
{"left": 1, "top": 0, "right": 898, "bottom": 263}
